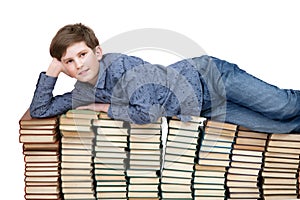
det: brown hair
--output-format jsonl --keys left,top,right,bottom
{"left": 50, "top": 23, "right": 99, "bottom": 60}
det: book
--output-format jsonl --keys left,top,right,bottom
{"left": 19, "top": 134, "right": 58, "bottom": 143}
{"left": 205, "top": 120, "right": 238, "bottom": 131}
{"left": 60, "top": 130, "right": 94, "bottom": 138}
{"left": 161, "top": 117, "right": 202, "bottom": 199}
{"left": 93, "top": 114, "right": 128, "bottom": 200}
{"left": 231, "top": 154, "right": 263, "bottom": 163}
{"left": 233, "top": 143, "right": 266, "bottom": 151}
{"left": 96, "top": 127, "right": 129, "bottom": 136}
{"left": 129, "top": 142, "right": 161, "bottom": 150}
{"left": 126, "top": 169, "right": 160, "bottom": 178}
{"left": 269, "top": 133, "right": 300, "bottom": 141}
{"left": 226, "top": 173, "right": 258, "bottom": 182}
{"left": 25, "top": 155, "right": 59, "bottom": 163}
{"left": 227, "top": 167, "right": 261, "bottom": 176}
{"left": 60, "top": 114, "right": 92, "bottom": 126}
{"left": 93, "top": 118, "right": 125, "bottom": 128}
{"left": 194, "top": 189, "right": 225, "bottom": 196}
{"left": 20, "top": 108, "right": 300, "bottom": 200}
{"left": 19, "top": 129, "right": 57, "bottom": 135}
{"left": 19, "top": 109, "right": 58, "bottom": 126}
{"left": 59, "top": 124, "right": 92, "bottom": 132}
{"left": 205, "top": 126, "right": 236, "bottom": 137}
{"left": 127, "top": 120, "right": 162, "bottom": 199}
{"left": 65, "top": 109, "right": 99, "bottom": 119}
{"left": 194, "top": 164, "right": 227, "bottom": 172}
{"left": 167, "top": 134, "right": 198, "bottom": 145}
{"left": 199, "top": 151, "right": 230, "bottom": 160}
{"left": 161, "top": 183, "right": 191, "bottom": 192}
{"left": 226, "top": 180, "right": 258, "bottom": 187}
{"left": 261, "top": 171, "right": 296, "bottom": 178}
{"left": 199, "top": 159, "right": 231, "bottom": 167}
{"left": 23, "top": 142, "right": 60, "bottom": 151}
{"left": 268, "top": 140, "right": 300, "bottom": 149}
{"left": 25, "top": 185, "right": 60, "bottom": 194}
{"left": 230, "top": 161, "right": 262, "bottom": 169}
{"left": 162, "top": 168, "right": 193, "bottom": 179}
{"left": 19, "top": 109, "right": 62, "bottom": 200}
{"left": 235, "top": 137, "right": 267, "bottom": 147}
{"left": 161, "top": 192, "right": 192, "bottom": 199}
{"left": 263, "top": 194, "right": 298, "bottom": 200}
{"left": 168, "top": 128, "right": 199, "bottom": 138}
{"left": 168, "top": 119, "right": 202, "bottom": 131}
{"left": 194, "top": 176, "right": 225, "bottom": 185}
{"left": 59, "top": 111, "right": 96, "bottom": 200}
{"left": 262, "top": 177, "right": 297, "bottom": 185}
{"left": 237, "top": 130, "right": 268, "bottom": 140}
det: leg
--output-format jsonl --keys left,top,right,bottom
{"left": 194, "top": 56, "right": 300, "bottom": 121}
{"left": 201, "top": 101, "right": 300, "bottom": 133}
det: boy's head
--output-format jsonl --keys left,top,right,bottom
{"left": 50, "top": 23, "right": 99, "bottom": 61}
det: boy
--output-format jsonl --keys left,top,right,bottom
{"left": 30, "top": 23, "right": 300, "bottom": 133}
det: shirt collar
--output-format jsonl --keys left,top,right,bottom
{"left": 94, "top": 60, "right": 106, "bottom": 89}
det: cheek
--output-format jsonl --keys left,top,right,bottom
{"left": 83, "top": 55, "right": 99, "bottom": 69}
{"left": 64, "top": 65, "right": 77, "bottom": 77}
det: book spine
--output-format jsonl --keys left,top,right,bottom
{"left": 56, "top": 119, "right": 63, "bottom": 199}
{"left": 91, "top": 124, "right": 97, "bottom": 199}
{"left": 191, "top": 120, "right": 205, "bottom": 199}
{"left": 258, "top": 131, "right": 270, "bottom": 199}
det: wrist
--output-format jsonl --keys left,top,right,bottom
{"left": 103, "top": 104, "right": 110, "bottom": 112}
{"left": 46, "top": 64, "right": 61, "bottom": 77}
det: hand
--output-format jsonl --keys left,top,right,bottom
{"left": 76, "top": 103, "right": 110, "bottom": 113}
{"left": 46, "top": 58, "right": 66, "bottom": 77}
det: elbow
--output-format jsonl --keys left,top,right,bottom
{"left": 129, "top": 110, "right": 161, "bottom": 125}
{"left": 29, "top": 106, "right": 44, "bottom": 118}
{"left": 130, "top": 104, "right": 165, "bottom": 124}
{"left": 29, "top": 105, "right": 53, "bottom": 119}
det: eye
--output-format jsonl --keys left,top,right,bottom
{"left": 65, "top": 60, "right": 73, "bottom": 64}
{"left": 80, "top": 52, "right": 87, "bottom": 57}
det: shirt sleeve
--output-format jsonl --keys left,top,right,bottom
{"left": 107, "top": 92, "right": 165, "bottom": 124}
{"left": 29, "top": 72, "right": 73, "bottom": 118}
{"left": 106, "top": 57, "right": 204, "bottom": 124}
{"left": 107, "top": 95, "right": 164, "bottom": 124}
{"left": 106, "top": 63, "right": 174, "bottom": 124}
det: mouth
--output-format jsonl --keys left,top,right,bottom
{"left": 78, "top": 68, "right": 89, "bottom": 76}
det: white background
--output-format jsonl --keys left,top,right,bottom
{"left": 1, "top": 0, "right": 300, "bottom": 198}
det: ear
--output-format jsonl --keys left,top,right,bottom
{"left": 94, "top": 45, "right": 103, "bottom": 61}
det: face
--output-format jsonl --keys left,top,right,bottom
{"left": 61, "top": 41, "right": 103, "bottom": 85}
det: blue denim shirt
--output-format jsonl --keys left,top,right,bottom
{"left": 30, "top": 53, "right": 210, "bottom": 124}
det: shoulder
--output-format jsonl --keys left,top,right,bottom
{"left": 101, "top": 53, "right": 149, "bottom": 74}
{"left": 102, "top": 53, "right": 147, "bottom": 65}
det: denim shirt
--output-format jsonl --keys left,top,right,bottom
{"left": 30, "top": 53, "right": 210, "bottom": 124}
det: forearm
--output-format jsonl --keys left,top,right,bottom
{"left": 46, "top": 66, "right": 61, "bottom": 77}
{"left": 107, "top": 104, "right": 162, "bottom": 124}
{"left": 30, "top": 72, "right": 72, "bottom": 118}
{"left": 45, "top": 58, "right": 66, "bottom": 77}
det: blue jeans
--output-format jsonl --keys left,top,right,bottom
{"left": 193, "top": 56, "right": 300, "bottom": 133}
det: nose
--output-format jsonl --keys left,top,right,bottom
{"left": 75, "top": 58, "right": 83, "bottom": 69}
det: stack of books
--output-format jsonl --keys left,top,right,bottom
{"left": 59, "top": 110, "right": 97, "bottom": 200}
{"left": 19, "top": 109, "right": 62, "bottom": 200}
{"left": 20, "top": 108, "right": 300, "bottom": 200}
{"left": 194, "top": 120, "right": 236, "bottom": 200}
{"left": 226, "top": 128, "right": 268, "bottom": 199}
{"left": 127, "top": 120, "right": 163, "bottom": 200}
{"left": 261, "top": 133, "right": 300, "bottom": 200}
{"left": 161, "top": 117, "right": 203, "bottom": 199}
{"left": 93, "top": 112, "right": 129, "bottom": 199}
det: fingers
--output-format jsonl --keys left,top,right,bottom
{"left": 76, "top": 103, "right": 97, "bottom": 111}
{"left": 76, "top": 103, "right": 110, "bottom": 112}
{"left": 76, "top": 105, "right": 90, "bottom": 110}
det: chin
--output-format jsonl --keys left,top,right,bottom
{"left": 77, "top": 77, "right": 90, "bottom": 83}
